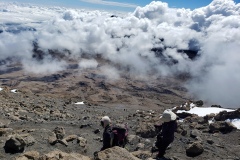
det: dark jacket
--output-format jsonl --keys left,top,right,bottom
{"left": 160, "top": 120, "right": 177, "bottom": 142}
{"left": 101, "top": 125, "right": 112, "bottom": 151}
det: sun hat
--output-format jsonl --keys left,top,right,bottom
{"left": 101, "top": 116, "right": 111, "bottom": 126}
{"left": 160, "top": 109, "right": 177, "bottom": 122}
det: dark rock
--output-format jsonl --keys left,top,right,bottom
{"left": 209, "top": 121, "right": 237, "bottom": 133}
{"left": 177, "top": 124, "right": 188, "bottom": 136}
{"left": 186, "top": 142, "right": 204, "bottom": 157}
{"left": 4, "top": 134, "right": 26, "bottom": 154}
{"left": 203, "top": 113, "right": 215, "bottom": 121}
{"left": 214, "top": 109, "right": 240, "bottom": 121}
{"left": 207, "top": 139, "right": 214, "bottom": 144}
{"left": 94, "top": 129, "right": 100, "bottom": 134}
{"left": 53, "top": 126, "right": 65, "bottom": 140}
{"left": 186, "top": 115, "right": 207, "bottom": 124}
{"left": 80, "top": 124, "right": 91, "bottom": 128}
{"left": 211, "top": 105, "right": 222, "bottom": 108}
{"left": 195, "top": 100, "right": 203, "bottom": 107}
{"left": 190, "top": 129, "right": 201, "bottom": 138}
{"left": 195, "top": 124, "right": 208, "bottom": 130}
{"left": 136, "top": 122, "right": 156, "bottom": 138}
{"left": 181, "top": 130, "right": 188, "bottom": 136}
{"left": 176, "top": 112, "right": 194, "bottom": 119}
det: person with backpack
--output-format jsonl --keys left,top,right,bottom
{"left": 154, "top": 109, "right": 177, "bottom": 160}
{"left": 100, "top": 116, "right": 113, "bottom": 151}
{"left": 99, "top": 116, "right": 129, "bottom": 150}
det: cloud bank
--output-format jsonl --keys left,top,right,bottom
{"left": 0, "top": 0, "right": 240, "bottom": 108}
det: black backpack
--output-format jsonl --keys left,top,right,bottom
{"left": 110, "top": 123, "right": 128, "bottom": 148}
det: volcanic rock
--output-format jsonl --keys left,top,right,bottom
{"left": 186, "top": 141, "right": 204, "bottom": 157}
{"left": 53, "top": 126, "right": 65, "bottom": 140}
{"left": 131, "top": 150, "right": 152, "bottom": 159}
{"left": 190, "top": 129, "right": 201, "bottom": 138}
{"left": 95, "top": 146, "right": 140, "bottom": 160}
{"left": 209, "top": 121, "right": 237, "bottom": 133}
{"left": 136, "top": 122, "right": 156, "bottom": 138}
{"left": 4, "top": 134, "right": 26, "bottom": 154}
{"left": 214, "top": 109, "right": 240, "bottom": 121}
{"left": 39, "top": 150, "right": 91, "bottom": 160}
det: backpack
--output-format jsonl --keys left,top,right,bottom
{"left": 110, "top": 123, "right": 128, "bottom": 148}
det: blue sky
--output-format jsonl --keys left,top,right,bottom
{"left": 1, "top": 0, "right": 240, "bottom": 12}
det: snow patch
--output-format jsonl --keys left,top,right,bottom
{"left": 75, "top": 102, "right": 84, "bottom": 105}
{"left": 10, "top": 89, "right": 18, "bottom": 93}
{"left": 176, "top": 107, "right": 234, "bottom": 117}
{"left": 177, "top": 106, "right": 239, "bottom": 130}
{"left": 226, "top": 119, "right": 240, "bottom": 129}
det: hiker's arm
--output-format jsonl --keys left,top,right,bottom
{"left": 154, "top": 124, "right": 162, "bottom": 133}
{"left": 101, "top": 132, "right": 111, "bottom": 150}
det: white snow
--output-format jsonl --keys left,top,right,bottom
{"left": 177, "top": 106, "right": 240, "bottom": 129}
{"left": 0, "top": 87, "right": 3, "bottom": 91}
{"left": 10, "top": 89, "right": 18, "bottom": 93}
{"left": 176, "top": 106, "right": 234, "bottom": 117}
{"left": 226, "top": 119, "right": 240, "bottom": 129}
{"left": 75, "top": 102, "right": 84, "bottom": 105}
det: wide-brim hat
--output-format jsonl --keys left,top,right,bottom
{"left": 101, "top": 116, "right": 111, "bottom": 125}
{"left": 160, "top": 109, "right": 177, "bottom": 122}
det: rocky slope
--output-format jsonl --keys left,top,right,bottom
{"left": 0, "top": 63, "right": 239, "bottom": 160}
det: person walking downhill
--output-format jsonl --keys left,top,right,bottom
{"left": 154, "top": 109, "right": 177, "bottom": 160}
{"left": 100, "top": 116, "right": 113, "bottom": 151}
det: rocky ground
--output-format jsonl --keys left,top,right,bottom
{"left": 0, "top": 62, "right": 240, "bottom": 160}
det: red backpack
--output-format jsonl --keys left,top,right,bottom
{"left": 110, "top": 123, "right": 128, "bottom": 148}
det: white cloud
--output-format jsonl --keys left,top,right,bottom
{"left": 22, "top": 58, "right": 67, "bottom": 74}
{"left": 78, "top": 59, "right": 98, "bottom": 69}
{"left": 80, "top": 0, "right": 138, "bottom": 8}
{"left": 100, "top": 65, "right": 120, "bottom": 80}
{"left": 0, "top": 0, "right": 240, "bottom": 108}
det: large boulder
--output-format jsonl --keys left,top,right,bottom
{"left": 95, "top": 146, "right": 140, "bottom": 160}
{"left": 176, "top": 112, "right": 194, "bottom": 119}
{"left": 186, "top": 142, "right": 204, "bottom": 157}
{"left": 39, "top": 150, "right": 90, "bottom": 160}
{"left": 214, "top": 109, "right": 240, "bottom": 121}
{"left": 136, "top": 122, "right": 156, "bottom": 138}
{"left": 209, "top": 121, "right": 237, "bottom": 133}
{"left": 4, "top": 134, "right": 26, "bottom": 154}
{"left": 185, "top": 115, "right": 207, "bottom": 124}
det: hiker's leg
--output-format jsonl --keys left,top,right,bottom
{"left": 157, "top": 140, "right": 171, "bottom": 158}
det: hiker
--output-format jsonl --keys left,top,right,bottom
{"left": 154, "top": 109, "right": 177, "bottom": 159}
{"left": 100, "top": 116, "right": 113, "bottom": 151}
